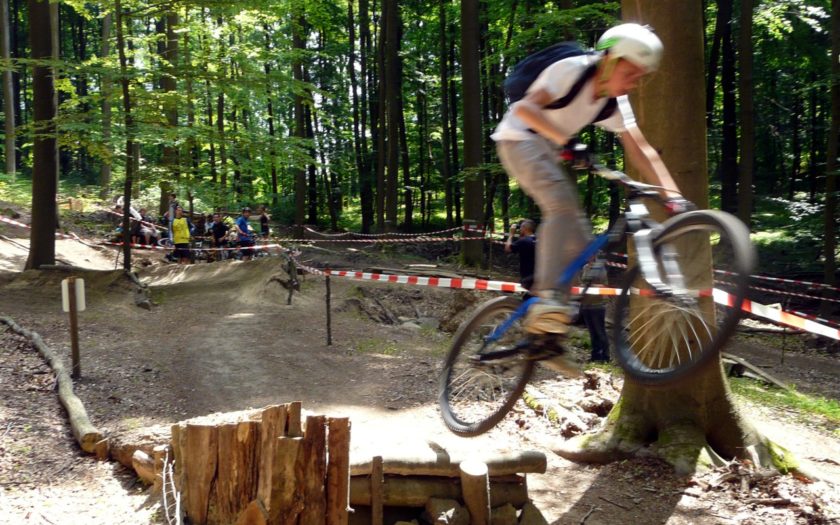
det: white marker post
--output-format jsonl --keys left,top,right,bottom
{"left": 61, "top": 277, "right": 86, "bottom": 379}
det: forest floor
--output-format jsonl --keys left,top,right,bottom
{"left": 1, "top": 208, "right": 839, "bottom": 524}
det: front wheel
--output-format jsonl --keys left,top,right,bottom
{"left": 613, "top": 210, "right": 756, "bottom": 386}
{"left": 439, "top": 295, "right": 534, "bottom": 437}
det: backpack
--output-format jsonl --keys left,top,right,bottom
{"left": 503, "top": 42, "right": 617, "bottom": 124}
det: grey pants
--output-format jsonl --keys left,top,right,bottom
{"left": 497, "top": 137, "right": 592, "bottom": 295}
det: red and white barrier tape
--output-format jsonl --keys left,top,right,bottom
{"left": 294, "top": 259, "right": 840, "bottom": 340}
{"left": 714, "top": 289, "right": 840, "bottom": 341}
{"left": 102, "top": 240, "right": 285, "bottom": 253}
{"left": 1, "top": 214, "right": 82, "bottom": 241}
{"left": 715, "top": 268, "right": 840, "bottom": 295}
{"left": 304, "top": 225, "right": 463, "bottom": 238}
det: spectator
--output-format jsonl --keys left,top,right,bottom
{"left": 171, "top": 206, "right": 194, "bottom": 265}
{"left": 504, "top": 219, "right": 537, "bottom": 291}
{"left": 259, "top": 206, "right": 271, "bottom": 237}
{"left": 208, "top": 213, "right": 230, "bottom": 261}
{"left": 138, "top": 208, "right": 157, "bottom": 246}
{"left": 167, "top": 192, "right": 179, "bottom": 238}
{"left": 236, "top": 207, "right": 255, "bottom": 261}
{"left": 581, "top": 256, "right": 610, "bottom": 363}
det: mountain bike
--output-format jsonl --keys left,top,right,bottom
{"left": 438, "top": 164, "right": 756, "bottom": 437}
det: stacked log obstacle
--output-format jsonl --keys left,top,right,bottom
{"left": 169, "top": 402, "right": 351, "bottom": 525}
{"left": 348, "top": 448, "right": 549, "bottom": 524}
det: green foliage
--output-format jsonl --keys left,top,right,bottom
{"left": 729, "top": 377, "right": 840, "bottom": 429}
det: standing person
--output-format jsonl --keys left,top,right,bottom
{"left": 209, "top": 212, "right": 230, "bottom": 261}
{"left": 258, "top": 206, "right": 271, "bottom": 238}
{"left": 492, "top": 23, "right": 682, "bottom": 335}
{"left": 167, "top": 192, "right": 179, "bottom": 241}
{"left": 236, "top": 207, "right": 255, "bottom": 261}
{"left": 171, "top": 206, "right": 193, "bottom": 265}
{"left": 580, "top": 256, "right": 610, "bottom": 363}
{"left": 504, "top": 219, "right": 537, "bottom": 292}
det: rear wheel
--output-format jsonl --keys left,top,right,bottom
{"left": 613, "top": 210, "right": 755, "bottom": 386}
{"left": 439, "top": 296, "right": 534, "bottom": 436}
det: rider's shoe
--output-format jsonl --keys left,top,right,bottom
{"left": 524, "top": 298, "right": 574, "bottom": 335}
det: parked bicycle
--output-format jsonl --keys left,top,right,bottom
{"left": 438, "top": 162, "right": 756, "bottom": 437}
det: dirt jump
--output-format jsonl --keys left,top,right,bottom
{"left": 1, "top": 222, "right": 839, "bottom": 524}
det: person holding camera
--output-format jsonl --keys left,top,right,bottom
{"left": 504, "top": 219, "right": 537, "bottom": 291}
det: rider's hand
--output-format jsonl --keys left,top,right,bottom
{"left": 663, "top": 197, "right": 697, "bottom": 216}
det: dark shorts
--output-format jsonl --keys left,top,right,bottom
{"left": 173, "top": 243, "right": 190, "bottom": 259}
{"left": 239, "top": 238, "right": 255, "bottom": 256}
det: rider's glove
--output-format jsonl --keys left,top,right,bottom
{"left": 663, "top": 198, "right": 697, "bottom": 216}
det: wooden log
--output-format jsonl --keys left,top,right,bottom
{"left": 132, "top": 449, "right": 155, "bottom": 485}
{"left": 286, "top": 401, "right": 302, "bottom": 437}
{"left": 180, "top": 423, "right": 219, "bottom": 525}
{"left": 326, "top": 417, "right": 351, "bottom": 525}
{"left": 371, "top": 456, "right": 384, "bottom": 525}
{"left": 235, "top": 500, "right": 269, "bottom": 525}
{"left": 349, "top": 476, "right": 528, "bottom": 508}
{"left": 299, "top": 415, "right": 327, "bottom": 525}
{"left": 0, "top": 316, "right": 103, "bottom": 453}
{"left": 459, "top": 460, "right": 490, "bottom": 525}
{"left": 349, "top": 450, "right": 546, "bottom": 478}
{"left": 268, "top": 436, "right": 305, "bottom": 525}
{"left": 256, "top": 405, "right": 287, "bottom": 512}
{"left": 210, "top": 421, "right": 261, "bottom": 525}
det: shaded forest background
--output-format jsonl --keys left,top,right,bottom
{"left": 0, "top": 0, "right": 837, "bottom": 280}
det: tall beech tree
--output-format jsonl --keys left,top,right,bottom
{"left": 25, "top": 0, "right": 57, "bottom": 270}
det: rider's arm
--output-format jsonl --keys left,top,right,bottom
{"left": 619, "top": 128, "right": 681, "bottom": 197}
{"left": 511, "top": 88, "right": 571, "bottom": 146}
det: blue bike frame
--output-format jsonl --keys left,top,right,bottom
{"left": 484, "top": 232, "right": 612, "bottom": 344}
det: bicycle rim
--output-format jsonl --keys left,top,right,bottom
{"left": 613, "top": 210, "right": 755, "bottom": 386}
{"left": 439, "top": 296, "right": 534, "bottom": 436}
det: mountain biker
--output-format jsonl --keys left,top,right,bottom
{"left": 491, "top": 23, "right": 681, "bottom": 335}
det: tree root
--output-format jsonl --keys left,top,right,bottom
{"left": 554, "top": 398, "right": 817, "bottom": 478}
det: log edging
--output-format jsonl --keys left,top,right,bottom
{"left": 0, "top": 315, "right": 104, "bottom": 453}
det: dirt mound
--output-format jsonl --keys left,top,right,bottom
{"left": 141, "top": 257, "right": 298, "bottom": 308}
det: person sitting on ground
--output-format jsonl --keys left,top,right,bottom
{"left": 171, "top": 206, "right": 194, "bottom": 265}
{"left": 236, "top": 207, "right": 255, "bottom": 261}
{"left": 492, "top": 23, "right": 680, "bottom": 335}
{"left": 138, "top": 208, "right": 157, "bottom": 246}
{"left": 504, "top": 219, "right": 537, "bottom": 292}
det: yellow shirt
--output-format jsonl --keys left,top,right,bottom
{"left": 172, "top": 217, "right": 191, "bottom": 244}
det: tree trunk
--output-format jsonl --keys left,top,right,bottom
{"left": 99, "top": 13, "right": 112, "bottom": 199}
{"left": 558, "top": 0, "right": 799, "bottom": 476}
{"left": 25, "top": 0, "right": 57, "bottom": 270}
{"left": 439, "top": 0, "right": 453, "bottom": 227}
{"left": 115, "top": 0, "right": 134, "bottom": 272}
{"left": 1, "top": 0, "right": 16, "bottom": 180}
{"left": 448, "top": 32, "right": 461, "bottom": 224}
{"left": 823, "top": 0, "right": 840, "bottom": 310}
{"left": 292, "top": 5, "right": 306, "bottom": 235}
{"left": 374, "top": 0, "right": 386, "bottom": 232}
{"left": 359, "top": 0, "right": 374, "bottom": 233}
{"left": 737, "top": 0, "right": 755, "bottom": 227}
{"left": 705, "top": 0, "right": 724, "bottom": 129}
{"left": 719, "top": 0, "right": 738, "bottom": 214}
{"left": 161, "top": 12, "right": 179, "bottom": 184}
{"left": 383, "top": 0, "right": 399, "bottom": 231}
{"left": 461, "top": 0, "right": 483, "bottom": 266}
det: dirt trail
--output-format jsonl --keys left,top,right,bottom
{"left": 1, "top": 241, "right": 839, "bottom": 523}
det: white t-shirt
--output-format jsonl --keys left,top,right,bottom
{"left": 491, "top": 54, "right": 631, "bottom": 142}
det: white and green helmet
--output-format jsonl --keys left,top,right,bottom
{"left": 596, "top": 23, "right": 663, "bottom": 73}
